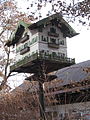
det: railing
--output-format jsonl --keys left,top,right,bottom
{"left": 39, "top": 53, "right": 75, "bottom": 63}
{"left": 10, "top": 53, "right": 75, "bottom": 71}
{"left": 10, "top": 53, "right": 38, "bottom": 71}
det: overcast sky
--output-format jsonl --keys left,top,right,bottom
{"left": 67, "top": 25, "right": 90, "bottom": 63}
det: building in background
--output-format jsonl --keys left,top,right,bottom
{"left": 45, "top": 60, "right": 90, "bottom": 120}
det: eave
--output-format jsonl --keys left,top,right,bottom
{"left": 6, "top": 13, "right": 79, "bottom": 47}
{"left": 29, "top": 13, "right": 79, "bottom": 38}
{"left": 5, "top": 21, "right": 31, "bottom": 47}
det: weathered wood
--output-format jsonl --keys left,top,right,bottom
{"left": 10, "top": 53, "right": 75, "bottom": 73}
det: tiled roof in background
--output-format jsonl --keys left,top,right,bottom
{"left": 55, "top": 60, "right": 90, "bottom": 86}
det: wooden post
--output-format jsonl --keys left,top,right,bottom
{"left": 39, "top": 81, "right": 45, "bottom": 120}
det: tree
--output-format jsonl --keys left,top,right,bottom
{"left": 0, "top": 0, "right": 31, "bottom": 91}
{"left": 23, "top": 0, "right": 90, "bottom": 26}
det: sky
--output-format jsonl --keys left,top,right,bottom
{"left": 16, "top": 0, "right": 90, "bottom": 64}
{"left": 67, "top": 25, "right": 90, "bottom": 63}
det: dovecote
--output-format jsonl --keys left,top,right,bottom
{"left": 6, "top": 13, "right": 78, "bottom": 73}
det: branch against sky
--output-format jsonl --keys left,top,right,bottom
{"left": 0, "top": 0, "right": 32, "bottom": 91}
{"left": 17, "top": 0, "right": 90, "bottom": 26}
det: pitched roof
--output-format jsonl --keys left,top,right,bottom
{"left": 5, "top": 21, "right": 31, "bottom": 47}
{"left": 29, "top": 13, "right": 78, "bottom": 37}
{"left": 55, "top": 60, "right": 90, "bottom": 86}
{"left": 6, "top": 13, "right": 79, "bottom": 47}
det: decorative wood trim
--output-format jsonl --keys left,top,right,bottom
{"left": 48, "top": 32, "right": 59, "bottom": 37}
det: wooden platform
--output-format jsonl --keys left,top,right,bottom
{"left": 10, "top": 53, "right": 75, "bottom": 74}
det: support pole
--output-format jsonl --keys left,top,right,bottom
{"left": 39, "top": 81, "right": 45, "bottom": 120}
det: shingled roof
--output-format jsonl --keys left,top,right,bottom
{"left": 55, "top": 60, "right": 90, "bottom": 86}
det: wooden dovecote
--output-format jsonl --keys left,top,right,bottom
{"left": 6, "top": 13, "right": 78, "bottom": 74}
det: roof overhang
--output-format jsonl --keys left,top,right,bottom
{"left": 5, "top": 21, "right": 30, "bottom": 47}
{"left": 29, "top": 13, "right": 79, "bottom": 38}
{"left": 6, "top": 13, "right": 79, "bottom": 47}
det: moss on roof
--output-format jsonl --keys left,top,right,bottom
{"left": 18, "top": 20, "right": 30, "bottom": 28}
